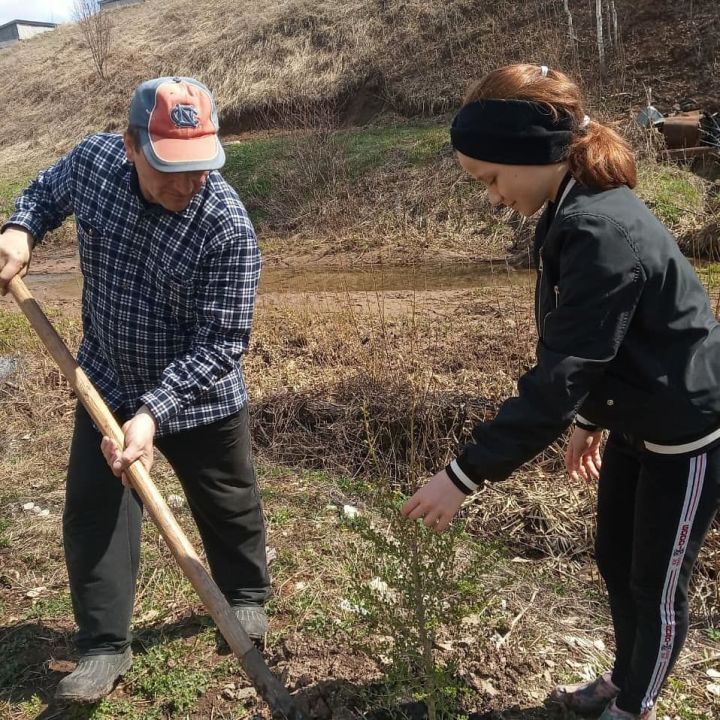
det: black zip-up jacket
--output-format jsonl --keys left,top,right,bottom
{"left": 446, "top": 179, "right": 720, "bottom": 494}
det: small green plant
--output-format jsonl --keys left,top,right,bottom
{"left": 0, "top": 517, "right": 11, "bottom": 549}
{"left": 18, "top": 693, "right": 42, "bottom": 717}
{"left": 62, "top": 699, "right": 162, "bottom": 720}
{"left": 0, "top": 176, "right": 31, "bottom": 217}
{"left": 0, "top": 625, "right": 38, "bottom": 691}
{"left": 26, "top": 593, "right": 73, "bottom": 621}
{"left": 268, "top": 507, "right": 294, "bottom": 526}
{"left": 637, "top": 163, "right": 704, "bottom": 229}
{"left": 347, "top": 490, "right": 494, "bottom": 719}
{"left": 0, "top": 310, "right": 36, "bottom": 353}
{"left": 125, "top": 638, "right": 212, "bottom": 713}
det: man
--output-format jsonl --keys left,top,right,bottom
{"left": 0, "top": 77, "right": 270, "bottom": 703}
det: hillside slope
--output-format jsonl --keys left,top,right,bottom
{"left": 1, "top": 0, "right": 718, "bottom": 172}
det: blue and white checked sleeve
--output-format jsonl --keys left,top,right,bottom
{"left": 140, "top": 217, "right": 261, "bottom": 426}
{"left": 4, "top": 148, "right": 77, "bottom": 244}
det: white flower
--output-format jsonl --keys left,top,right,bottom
{"left": 368, "top": 577, "right": 393, "bottom": 601}
{"left": 340, "top": 599, "right": 368, "bottom": 615}
{"left": 167, "top": 494, "right": 185, "bottom": 509}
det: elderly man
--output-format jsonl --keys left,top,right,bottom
{"left": 0, "top": 77, "right": 269, "bottom": 702}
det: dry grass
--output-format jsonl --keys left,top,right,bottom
{"left": 236, "top": 127, "right": 720, "bottom": 264}
{"left": 1, "top": 1, "right": 719, "bottom": 712}
{"left": 223, "top": 123, "right": 519, "bottom": 264}
{"left": 1, "top": 273, "right": 720, "bottom": 716}
{"left": 1, "top": 0, "right": 719, "bottom": 175}
{"left": 249, "top": 286, "right": 535, "bottom": 478}
{"left": 249, "top": 283, "right": 720, "bottom": 630}
{"left": 5, "top": 118, "right": 717, "bottom": 266}
{"left": 253, "top": 278, "right": 720, "bottom": 718}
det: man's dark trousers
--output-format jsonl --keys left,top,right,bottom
{"left": 63, "top": 403, "right": 270, "bottom": 655}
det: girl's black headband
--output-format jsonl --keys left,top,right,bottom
{"left": 450, "top": 99, "right": 575, "bottom": 165}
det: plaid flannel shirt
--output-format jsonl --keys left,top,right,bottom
{"left": 5, "top": 133, "right": 260, "bottom": 435}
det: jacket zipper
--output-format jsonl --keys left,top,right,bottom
{"left": 537, "top": 176, "right": 576, "bottom": 337}
{"left": 536, "top": 251, "right": 544, "bottom": 336}
{"left": 539, "top": 252, "right": 561, "bottom": 339}
{"left": 542, "top": 285, "right": 560, "bottom": 338}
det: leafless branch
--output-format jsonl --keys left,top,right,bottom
{"left": 73, "top": 0, "right": 112, "bottom": 81}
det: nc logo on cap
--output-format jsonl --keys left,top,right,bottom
{"left": 170, "top": 104, "right": 200, "bottom": 129}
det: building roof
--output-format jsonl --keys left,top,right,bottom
{"left": 0, "top": 19, "right": 58, "bottom": 32}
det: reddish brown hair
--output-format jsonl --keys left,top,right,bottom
{"left": 462, "top": 64, "right": 636, "bottom": 189}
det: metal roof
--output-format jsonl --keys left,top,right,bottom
{"left": 0, "top": 19, "right": 58, "bottom": 32}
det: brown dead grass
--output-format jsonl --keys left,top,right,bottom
{"left": 248, "top": 283, "right": 720, "bottom": 634}
{"left": 1, "top": 0, "right": 719, "bottom": 175}
{"left": 1, "top": 274, "right": 719, "bottom": 716}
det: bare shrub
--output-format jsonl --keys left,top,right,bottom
{"left": 254, "top": 105, "right": 349, "bottom": 232}
{"left": 73, "top": 0, "right": 113, "bottom": 81}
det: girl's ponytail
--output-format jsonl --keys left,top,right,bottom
{"left": 569, "top": 120, "right": 636, "bottom": 189}
{"left": 463, "top": 64, "right": 637, "bottom": 190}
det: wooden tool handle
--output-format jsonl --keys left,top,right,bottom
{"left": 8, "top": 275, "right": 304, "bottom": 719}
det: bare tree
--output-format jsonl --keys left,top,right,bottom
{"left": 73, "top": 0, "right": 112, "bottom": 81}
{"left": 595, "top": 0, "right": 605, "bottom": 70}
{"left": 562, "top": 0, "right": 578, "bottom": 56}
{"left": 609, "top": 0, "right": 619, "bottom": 50}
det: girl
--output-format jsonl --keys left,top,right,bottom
{"left": 401, "top": 64, "right": 720, "bottom": 720}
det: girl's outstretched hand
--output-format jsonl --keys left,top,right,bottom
{"left": 401, "top": 469, "right": 467, "bottom": 533}
{"left": 565, "top": 426, "right": 603, "bottom": 482}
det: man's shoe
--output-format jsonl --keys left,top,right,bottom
{"left": 55, "top": 648, "right": 132, "bottom": 703}
{"left": 233, "top": 605, "right": 268, "bottom": 641}
{"left": 598, "top": 700, "right": 657, "bottom": 720}
{"left": 549, "top": 672, "right": 619, "bottom": 714}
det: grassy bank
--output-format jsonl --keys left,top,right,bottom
{"left": 1, "top": 277, "right": 719, "bottom": 718}
{"left": 2, "top": 124, "right": 719, "bottom": 265}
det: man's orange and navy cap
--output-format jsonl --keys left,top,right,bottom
{"left": 129, "top": 76, "right": 225, "bottom": 173}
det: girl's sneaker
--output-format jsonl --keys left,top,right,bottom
{"left": 549, "top": 672, "right": 619, "bottom": 714}
{"left": 598, "top": 700, "right": 657, "bottom": 720}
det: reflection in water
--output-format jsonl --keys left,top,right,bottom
{"left": 22, "top": 263, "right": 535, "bottom": 302}
{"left": 260, "top": 263, "right": 534, "bottom": 293}
{"left": 25, "top": 273, "right": 84, "bottom": 300}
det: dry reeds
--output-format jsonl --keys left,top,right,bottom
{"left": 247, "top": 283, "right": 720, "bottom": 625}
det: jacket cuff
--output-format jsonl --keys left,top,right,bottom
{"left": 140, "top": 388, "right": 182, "bottom": 427}
{"left": 575, "top": 414, "right": 600, "bottom": 432}
{"left": 2, "top": 215, "right": 45, "bottom": 246}
{"left": 445, "top": 459, "right": 480, "bottom": 495}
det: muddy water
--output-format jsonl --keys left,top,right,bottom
{"left": 21, "top": 263, "right": 534, "bottom": 302}
{"left": 260, "top": 263, "right": 533, "bottom": 293}
{"left": 24, "top": 272, "right": 84, "bottom": 301}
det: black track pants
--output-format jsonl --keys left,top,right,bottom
{"left": 63, "top": 403, "right": 270, "bottom": 655}
{"left": 596, "top": 433, "right": 720, "bottom": 714}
